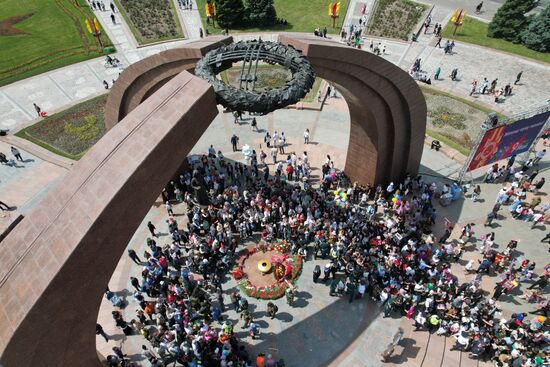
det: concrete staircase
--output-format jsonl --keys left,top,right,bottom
{"left": 385, "top": 318, "right": 493, "bottom": 367}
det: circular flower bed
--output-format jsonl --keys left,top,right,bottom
{"left": 232, "top": 242, "right": 302, "bottom": 300}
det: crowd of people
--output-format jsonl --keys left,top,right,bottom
{"left": 102, "top": 140, "right": 548, "bottom": 366}
{"left": 480, "top": 152, "right": 549, "bottom": 233}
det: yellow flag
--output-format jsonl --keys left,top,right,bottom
{"left": 451, "top": 8, "right": 458, "bottom": 22}
{"left": 336, "top": 2, "right": 341, "bottom": 16}
{"left": 328, "top": 3, "right": 333, "bottom": 16}
{"left": 85, "top": 19, "right": 93, "bottom": 34}
{"left": 93, "top": 18, "right": 101, "bottom": 33}
{"left": 205, "top": 2, "right": 216, "bottom": 17}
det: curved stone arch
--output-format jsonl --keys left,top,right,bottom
{"left": 0, "top": 35, "right": 426, "bottom": 366}
{"left": 278, "top": 34, "right": 426, "bottom": 184}
{"left": 320, "top": 70, "right": 393, "bottom": 183}
{"left": 106, "top": 34, "right": 426, "bottom": 185}
{"left": 105, "top": 36, "right": 233, "bottom": 130}
{"left": 0, "top": 70, "right": 219, "bottom": 366}
{"left": 312, "top": 61, "right": 403, "bottom": 183}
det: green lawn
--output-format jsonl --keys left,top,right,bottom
{"left": 419, "top": 85, "right": 506, "bottom": 118}
{"left": 442, "top": 16, "right": 550, "bottom": 64}
{"left": 196, "top": 0, "right": 350, "bottom": 35}
{"left": 15, "top": 94, "right": 107, "bottom": 160}
{"left": 426, "top": 129, "right": 471, "bottom": 156}
{"left": 421, "top": 85, "right": 505, "bottom": 156}
{"left": 0, "top": 0, "right": 113, "bottom": 87}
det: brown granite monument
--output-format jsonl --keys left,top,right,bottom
{"left": 105, "top": 34, "right": 426, "bottom": 185}
{"left": 0, "top": 35, "right": 425, "bottom": 366}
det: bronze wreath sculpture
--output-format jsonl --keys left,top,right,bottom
{"left": 195, "top": 40, "right": 316, "bottom": 114}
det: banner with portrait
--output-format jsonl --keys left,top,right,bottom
{"left": 467, "top": 111, "right": 550, "bottom": 172}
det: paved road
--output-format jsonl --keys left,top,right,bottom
{"left": 432, "top": 0, "right": 549, "bottom": 21}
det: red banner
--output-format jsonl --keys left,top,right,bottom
{"left": 468, "top": 126, "right": 505, "bottom": 171}
{"left": 467, "top": 111, "right": 550, "bottom": 172}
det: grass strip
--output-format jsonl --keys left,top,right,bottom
{"left": 442, "top": 16, "right": 550, "bottom": 65}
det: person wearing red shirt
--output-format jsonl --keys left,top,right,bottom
{"left": 286, "top": 164, "right": 294, "bottom": 181}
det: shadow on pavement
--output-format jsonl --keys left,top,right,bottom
{"left": 384, "top": 337, "right": 422, "bottom": 364}
{"left": 243, "top": 298, "right": 383, "bottom": 366}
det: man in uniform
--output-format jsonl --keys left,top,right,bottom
{"left": 240, "top": 309, "right": 252, "bottom": 328}
{"left": 267, "top": 302, "right": 278, "bottom": 319}
{"left": 286, "top": 285, "right": 296, "bottom": 306}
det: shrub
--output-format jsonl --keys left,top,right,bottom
{"left": 119, "top": 0, "right": 181, "bottom": 42}
{"left": 368, "top": 0, "right": 426, "bottom": 40}
{"left": 247, "top": 0, "right": 277, "bottom": 26}
{"left": 64, "top": 115, "right": 102, "bottom": 141}
{"left": 487, "top": 0, "right": 536, "bottom": 42}
{"left": 216, "top": 0, "right": 246, "bottom": 28}
{"left": 521, "top": 4, "right": 550, "bottom": 51}
{"left": 18, "top": 94, "right": 107, "bottom": 158}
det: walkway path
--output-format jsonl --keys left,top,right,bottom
{"left": 89, "top": 1, "right": 138, "bottom": 52}
{"left": 431, "top": 0, "right": 504, "bottom": 22}
{"left": 0, "top": 140, "right": 68, "bottom": 233}
{"left": 372, "top": 5, "right": 550, "bottom": 115}
{"left": 1, "top": 2, "right": 549, "bottom": 132}
{"left": 174, "top": 0, "right": 203, "bottom": 40}
{"left": 0, "top": 39, "right": 185, "bottom": 132}
{"left": 342, "top": 0, "right": 373, "bottom": 31}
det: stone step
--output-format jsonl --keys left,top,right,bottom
{"left": 385, "top": 318, "right": 429, "bottom": 367}
{"left": 420, "top": 331, "right": 445, "bottom": 367}
{"left": 461, "top": 350, "right": 481, "bottom": 367}
{"left": 379, "top": 317, "right": 490, "bottom": 367}
{"left": 442, "top": 335, "right": 462, "bottom": 367}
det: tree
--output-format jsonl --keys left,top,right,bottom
{"left": 247, "top": 0, "right": 277, "bottom": 26}
{"left": 521, "top": 4, "right": 550, "bottom": 52}
{"left": 487, "top": 0, "right": 536, "bottom": 42}
{"left": 216, "top": 0, "right": 246, "bottom": 29}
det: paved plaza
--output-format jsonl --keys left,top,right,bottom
{"left": 87, "top": 98, "right": 547, "bottom": 366}
{"left": 0, "top": 140, "right": 68, "bottom": 233}
{"left": 0, "top": 0, "right": 549, "bottom": 366}
{"left": 2, "top": 75, "right": 549, "bottom": 366}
